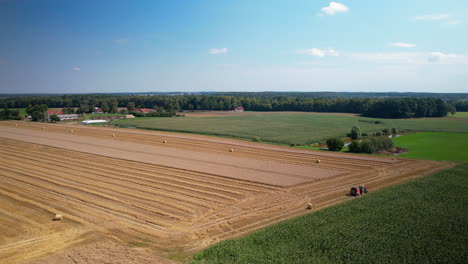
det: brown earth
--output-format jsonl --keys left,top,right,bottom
{"left": 376, "top": 147, "right": 409, "bottom": 156}
{"left": 0, "top": 121, "right": 453, "bottom": 263}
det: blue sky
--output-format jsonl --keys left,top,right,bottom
{"left": 0, "top": 0, "right": 467, "bottom": 93}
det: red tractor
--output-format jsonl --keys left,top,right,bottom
{"left": 350, "top": 185, "right": 368, "bottom": 197}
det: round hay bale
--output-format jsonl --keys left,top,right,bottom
{"left": 229, "top": 148, "right": 234, "bottom": 152}
{"left": 306, "top": 203, "right": 313, "bottom": 210}
{"left": 112, "top": 134, "right": 115, "bottom": 137}
{"left": 41, "top": 126, "right": 45, "bottom": 129}
{"left": 15, "top": 123, "right": 18, "bottom": 126}
{"left": 163, "top": 140, "right": 167, "bottom": 143}
{"left": 315, "top": 159, "right": 321, "bottom": 164}
{"left": 70, "top": 129, "right": 74, "bottom": 133}
{"left": 53, "top": 214, "right": 63, "bottom": 221}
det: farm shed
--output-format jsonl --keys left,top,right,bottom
{"left": 82, "top": 119, "right": 107, "bottom": 125}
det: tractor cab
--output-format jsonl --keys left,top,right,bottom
{"left": 350, "top": 187, "right": 360, "bottom": 197}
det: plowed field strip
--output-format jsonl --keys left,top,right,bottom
{"left": 95, "top": 132, "right": 378, "bottom": 170}
{"left": 0, "top": 178, "right": 169, "bottom": 235}
{"left": 6, "top": 123, "right": 391, "bottom": 170}
{"left": 0, "top": 139, "right": 257, "bottom": 198}
{"left": 0, "top": 137, "right": 278, "bottom": 193}
{"left": 0, "top": 167, "right": 177, "bottom": 226}
{"left": 22, "top": 150, "right": 246, "bottom": 200}
{"left": 0, "top": 148, "right": 240, "bottom": 205}
{"left": 0, "top": 155, "right": 200, "bottom": 219}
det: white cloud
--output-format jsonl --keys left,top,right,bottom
{"left": 72, "top": 67, "right": 81, "bottom": 71}
{"left": 297, "top": 48, "right": 339, "bottom": 57}
{"left": 113, "top": 38, "right": 129, "bottom": 45}
{"left": 427, "top": 52, "right": 457, "bottom": 63}
{"left": 321, "top": 2, "right": 349, "bottom": 15}
{"left": 388, "top": 42, "right": 416, "bottom": 48}
{"left": 209, "top": 48, "right": 228, "bottom": 55}
{"left": 414, "top": 14, "right": 450, "bottom": 21}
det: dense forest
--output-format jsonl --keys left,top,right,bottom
{"left": 0, "top": 93, "right": 458, "bottom": 119}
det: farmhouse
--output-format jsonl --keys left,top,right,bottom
{"left": 46, "top": 110, "right": 80, "bottom": 121}
{"left": 93, "top": 107, "right": 104, "bottom": 114}
{"left": 47, "top": 110, "right": 63, "bottom": 116}
{"left": 137, "top": 108, "right": 155, "bottom": 113}
{"left": 57, "top": 114, "right": 79, "bottom": 120}
{"left": 234, "top": 106, "right": 244, "bottom": 112}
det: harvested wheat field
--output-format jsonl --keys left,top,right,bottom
{"left": 0, "top": 121, "right": 452, "bottom": 263}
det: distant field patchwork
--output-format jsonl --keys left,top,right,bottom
{"left": 113, "top": 113, "right": 468, "bottom": 145}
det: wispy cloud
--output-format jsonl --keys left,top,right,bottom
{"left": 414, "top": 14, "right": 451, "bottom": 21}
{"left": 388, "top": 42, "right": 416, "bottom": 48}
{"left": 413, "top": 13, "right": 460, "bottom": 25}
{"left": 297, "top": 48, "right": 339, "bottom": 57}
{"left": 113, "top": 38, "right": 129, "bottom": 45}
{"left": 427, "top": 52, "right": 457, "bottom": 63}
{"left": 72, "top": 67, "right": 81, "bottom": 71}
{"left": 321, "top": 2, "right": 349, "bottom": 15}
{"left": 209, "top": 48, "right": 228, "bottom": 55}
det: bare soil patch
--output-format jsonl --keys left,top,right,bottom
{"left": 376, "top": 147, "right": 409, "bottom": 156}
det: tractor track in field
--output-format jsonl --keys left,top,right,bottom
{"left": 0, "top": 121, "right": 452, "bottom": 262}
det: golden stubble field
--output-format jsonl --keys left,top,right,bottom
{"left": 0, "top": 121, "right": 452, "bottom": 263}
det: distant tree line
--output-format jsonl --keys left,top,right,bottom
{"left": 363, "top": 98, "right": 451, "bottom": 118}
{"left": 0, "top": 108, "right": 23, "bottom": 120}
{"left": 453, "top": 100, "right": 468, "bottom": 112}
{"left": 0, "top": 94, "right": 453, "bottom": 118}
{"left": 213, "top": 92, "right": 468, "bottom": 100}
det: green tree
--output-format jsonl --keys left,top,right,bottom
{"left": 326, "top": 137, "right": 344, "bottom": 151}
{"left": 350, "top": 126, "right": 361, "bottom": 140}
{"left": 26, "top": 104, "right": 48, "bottom": 121}
{"left": 348, "top": 141, "right": 361, "bottom": 153}
{"left": 127, "top": 102, "right": 136, "bottom": 112}
{"left": 101, "top": 102, "right": 110, "bottom": 113}
{"left": 50, "top": 114, "right": 60, "bottom": 122}
{"left": 76, "top": 104, "right": 90, "bottom": 114}
{"left": 62, "top": 107, "right": 75, "bottom": 114}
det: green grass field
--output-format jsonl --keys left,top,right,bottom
{"left": 193, "top": 164, "right": 468, "bottom": 264}
{"left": 113, "top": 113, "right": 468, "bottom": 145}
{"left": 453, "top": 112, "right": 468, "bottom": 118}
{"left": 393, "top": 132, "right": 468, "bottom": 162}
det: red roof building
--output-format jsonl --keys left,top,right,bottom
{"left": 234, "top": 106, "right": 244, "bottom": 112}
{"left": 47, "top": 110, "right": 63, "bottom": 115}
{"left": 93, "top": 107, "right": 104, "bottom": 113}
{"left": 138, "top": 108, "right": 152, "bottom": 113}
